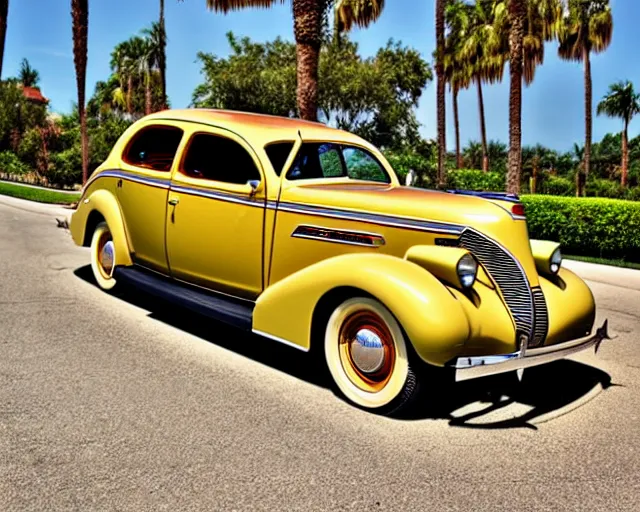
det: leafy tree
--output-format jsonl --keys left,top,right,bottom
{"left": 199, "top": 0, "right": 384, "bottom": 122}
{"left": 192, "top": 33, "right": 431, "bottom": 150}
{"left": 597, "top": 81, "right": 640, "bottom": 187}
{"left": 18, "top": 59, "right": 40, "bottom": 87}
{"left": 559, "top": 0, "right": 613, "bottom": 195}
{"left": 0, "top": 80, "right": 47, "bottom": 151}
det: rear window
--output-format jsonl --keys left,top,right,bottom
{"left": 265, "top": 142, "right": 295, "bottom": 176}
{"left": 123, "top": 125, "right": 183, "bottom": 172}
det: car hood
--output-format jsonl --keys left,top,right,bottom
{"left": 281, "top": 182, "right": 539, "bottom": 284}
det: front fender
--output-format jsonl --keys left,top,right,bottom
{"left": 70, "top": 189, "right": 132, "bottom": 267}
{"left": 254, "top": 253, "right": 471, "bottom": 366}
{"left": 539, "top": 267, "right": 596, "bottom": 345}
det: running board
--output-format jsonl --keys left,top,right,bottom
{"left": 113, "top": 266, "right": 254, "bottom": 330}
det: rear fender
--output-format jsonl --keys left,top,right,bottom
{"left": 253, "top": 253, "right": 470, "bottom": 366}
{"left": 70, "top": 189, "right": 132, "bottom": 267}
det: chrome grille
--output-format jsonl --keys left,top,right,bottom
{"left": 531, "top": 287, "right": 549, "bottom": 347}
{"left": 458, "top": 230, "right": 534, "bottom": 345}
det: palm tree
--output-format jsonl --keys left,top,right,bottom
{"left": 445, "top": 0, "right": 472, "bottom": 169}
{"left": 18, "top": 59, "right": 40, "bottom": 87}
{"left": 461, "top": 0, "right": 505, "bottom": 172}
{"left": 0, "top": 0, "right": 8, "bottom": 80}
{"left": 435, "top": 0, "right": 446, "bottom": 184}
{"left": 506, "top": 0, "right": 525, "bottom": 194}
{"left": 559, "top": 0, "right": 613, "bottom": 196}
{"left": 204, "top": 0, "right": 383, "bottom": 121}
{"left": 597, "top": 81, "right": 640, "bottom": 187}
{"left": 71, "top": 0, "right": 89, "bottom": 184}
{"left": 158, "top": 0, "right": 167, "bottom": 108}
{"left": 137, "top": 38, "right": 158, "bottom": 116}
{"left": 334, "top": 0, "right": 385, "bottom": 34}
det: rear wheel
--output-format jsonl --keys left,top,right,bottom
{"left": 324, "top": 297, "right": 422, "bottom": 415}
{"left": 90, "top": 221, "right": 119, "bottom": 291}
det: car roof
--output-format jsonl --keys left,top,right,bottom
{"left": 143, "top": 108, "right": 365, "bottom": 146}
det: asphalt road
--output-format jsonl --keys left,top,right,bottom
{"left": 1, "top": 195, "right": 639, "bottom": 511}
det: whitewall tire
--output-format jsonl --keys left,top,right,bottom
{"left": 324, "top": 297, "right": 421, "bottom": 414}
{"left": 90, "top": 221, "right": 118, "bottom": 291}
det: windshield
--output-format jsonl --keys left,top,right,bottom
{"left": 286, "top": 143, "right": 391, "bottom": 183}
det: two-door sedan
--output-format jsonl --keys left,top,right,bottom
{"left": 70, "top": 109, "right": 609, "bottom": 415}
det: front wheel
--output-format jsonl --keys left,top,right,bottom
{"left": 90, "top": 221, "right": 119, "bottom": 291}
{"left": 324, "top": 297, "right": 422, "bottom": 415}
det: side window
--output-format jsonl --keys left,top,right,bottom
{"left": 123, "top": 125, "right": 183, "bottom": 172}
{"left": 265, "top": 142, "right": 294, "bottom": 176}
{"left": 342, "top": 147, "right": 389, "bottom": 183}
{"left": 287, "top": 143, "right": 346, "bottom": 180}
{"left": 181, "top": 133, "right": 261, "bottom": 185}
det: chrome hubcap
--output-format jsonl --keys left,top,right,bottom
{"left": 100, "top": 240, "right": 115, "bottom": 276}
{"left": 349, "top": 328, "right": 386, "bottom": 374}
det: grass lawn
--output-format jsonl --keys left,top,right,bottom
{"left": 0, "top": 181, "right": 80, "bottom": 205}
{"left": 566, "top": 255, "right": 640, "bottom": 271}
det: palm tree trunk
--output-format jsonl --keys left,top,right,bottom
{"left": 506, "top": 0, "right": 525, "bottom": 194}
{"left": 436, "top": 0, "right": 446, "bottom": 185}
{"left": 453, "top": 85, "right": 462, "bottom": 169}
{"left": 159, "top": 0, "right": 167, "bottom": 109}
{"left": 145, "top": 71, "right": 152, "bottom": 116}
{"left": 621, "top": 119, "right": 629, "bottom": 187}
{"left": 0, "top": 0, "right": 8, "bottom": 80}
{"left": 127, "top": 74, "right": 133, "bottom": 114}
{"left": 292, "top": 0, "right": 322, "bottom": 121}
{"left": 72, "top": 0, "right": 89, "bottom": 185}
{"left": 476, "top": 76, "right": 489, "bottom": 172}
{"left": 580, "top": 46, "right": 592, "bottom": 197}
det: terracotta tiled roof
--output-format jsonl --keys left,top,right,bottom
{"left": 22, "top": 86, "right": 48, "bottom": 104}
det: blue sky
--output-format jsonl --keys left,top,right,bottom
{"left": 3, "top": 0, "right": 638, "bottom": 152}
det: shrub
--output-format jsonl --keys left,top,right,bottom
{"left": 0, "top": 151, "right": 29, "bottom": 175}
{"left": 586, "top": 178, "right": 625, "bottom": 199}
{"left": 446, "top": 169, "right": 504, "bottom": 191}
{"left": 48, "top": 147, "right": 82, "bottom": 187}
{"left": 540, "top": 175, "right": 574, "bottom": 196}
{"left": 522, "top": 195, "right": 640, "bottom": 262}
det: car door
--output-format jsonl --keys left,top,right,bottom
{"left": 165, "top": 128, "right": 266, "bottom": 299}
{"left": 116, "top": 122, "right": 185, "bottom": 273}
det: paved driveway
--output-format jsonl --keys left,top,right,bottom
{"left": 1, "top": 196, "right": 639, "bottom": 511}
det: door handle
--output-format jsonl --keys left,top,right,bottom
{"left": 168, "top": 197, "right": 179, "bottom": 206}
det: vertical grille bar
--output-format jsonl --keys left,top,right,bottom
{"left": 531, "top": 287, "right": 549, "bottom": 347}
{"left": 458, "top": 229, "right": 534, "bottom": 346}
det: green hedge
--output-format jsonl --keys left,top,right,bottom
{"left": 522, "top": 195, "right": 640, "bottom": 262}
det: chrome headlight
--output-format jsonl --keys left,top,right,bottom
{"left": 550, "top": 247, "right": 562, "bottom": 274}
{"left": 457, "top": 254, "right": 478, "bottom": 289}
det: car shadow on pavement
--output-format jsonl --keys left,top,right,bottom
{"left": 75, "top": 265, "right": 615, "bottom": 429}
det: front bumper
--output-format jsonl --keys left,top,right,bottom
{"left": 451, "top": 320, "right": 610, "bottom": 382}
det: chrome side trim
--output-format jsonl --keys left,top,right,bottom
{"left": 170, "top": 185, "right": 264, "bottom": 208}
{"left": 291, "top": 224, "right": 385, "bottom": 247}
{"left": 275, "top": 201, "right": 465, "bottom": 235}
{"left": 92, "top": 169, "right": 171, "bottom": 189}
{"left": 252, "top": 329, "right": 310, "bottom": 352}
{"left": 452, "top": 320, "right": 610, "bottom": 382}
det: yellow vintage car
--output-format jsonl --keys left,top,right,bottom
{"left": 70, "top": 109, "right": 609, "bottom": 415}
